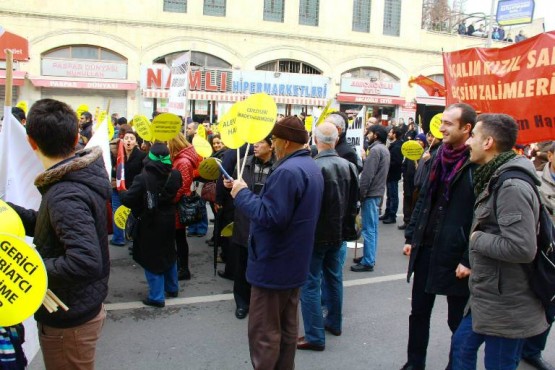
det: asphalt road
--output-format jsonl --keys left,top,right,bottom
{"left": 28, "top": 214, "right": 553, "bottom": 370}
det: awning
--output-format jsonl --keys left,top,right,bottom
{"left": 336, "top": 93, "right": 405, "bottom": 105}
{"left": 29, "top": 76, "right": 137, "bottom": 90}
{"left": 0, "top": 70, "right": 26, "bottom": 86}
{"left": 415, "top": 96, "right": 446, "bottom": 106}
{"left": 143, "top": 89, "right": 328, "bottom": 106}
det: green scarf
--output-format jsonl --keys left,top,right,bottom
{"left": 473, "top": 151, "right": 517, "bottom": 196}
{"left": 148, "top": 151, "right": 171, "bottom": 165}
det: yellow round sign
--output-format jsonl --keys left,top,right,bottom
{"left": 192, "top": 136, "right": 213, "bottom": 158}
{"left": 218, "top": 103, "right": 245, "bottom": 149}
{"left": 0, "top": 200, "right": 25, "bottom": 237}
{"left": 430, "top": 113, "right": 443, "bottom": 139}
{"left": 76, "top": 104, "right": 89, "bottom": 119}
{"left": 198, "top": 158, "right": 221, "bottom": 180}
{"left": 236, "top": 93, "right": 277, "bottom": 143}
{"left": 16, "top": 101, "right": 28, "bottom": 115}
{"left": 402, "top": 140, "right": 425, "bottom": 160}
{"left": 133, "top": 115, "right": 152, "bottom": 142}
{"left": 221, "top": 222, "right": 234, "bottom": 237}
{"left": 197, "top": 125, "right": 207, "bottom": 140}
{"left": 114, "top": 205, "right": 131, "bottom": 230}
{"left": 0, "top": 233, "right": 48, "bottom": 326}
{"left": 151, "top": 113, "right": 182, "bottom": 141}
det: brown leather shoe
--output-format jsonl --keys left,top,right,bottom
{"left": 297, "top": 337, "right": 325, "bottom": 351}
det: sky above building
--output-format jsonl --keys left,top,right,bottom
{"left": 465, "top": 0, "right": 554, "bottom": 31}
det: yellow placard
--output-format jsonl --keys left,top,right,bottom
{"left": 402, "top": 140, "right": 425, "bottom": 160}
{"left": 221, "top": 222, "right": 234, "bottom": 237}
{"left": 151, "top": 113, "right": 182, "bottom": 141}
{"left": 114, "top": 205, "right": 131, "bottom": 230}
{"left": 0, "top": 200, "right": 25, "bottom": 237}
{"left": 198, "top": 158, "right": 221, "bottom": 180}
{"left": 76, "top": 104, "right": 89, "bottom": 118}
{"left": 0, "top": 233, "right": 48, "bottom": 326}
{"left": 315, "top": 99, "right": 333, "bottom": 126}
{"left": 236, "top": 93, "right": 277, "bottom": 144}
{"left": 430, "top": 113, "right": 443, "bottom": 139}
{"left": 192, "top": 135, "right": 213, "bottom": 158}
{"left": 197, "top": 125, "right": 207, "bottom": 140}
{"left": 16, "top": 101, "right": 28, "bottom": 115}
{"left": 304, "top": 116, "right": 314, "bottom": 133}
{"left": 133, "top": 115, "right": 152, "bottom": 141}
{"left": 218, "top": 103, "right": 245, "bottom": 149}
{"left": 107, "top": 119, "right": 114, "bottom": 139}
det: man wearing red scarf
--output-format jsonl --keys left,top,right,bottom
{"left": 400, "top": 103, "right": 478, "bottom": 370}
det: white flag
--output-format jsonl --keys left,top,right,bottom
{"left": 0, "top": 106, "right": 42, "bottom": 208}
{"left": 85, "top": 117, "right": 111, "bottom": 181}
{"left": 346, "top": 106, "right": 366, "bottom": 157}
{"left": 168, "top": 51, "right": 191, "bottom": 117}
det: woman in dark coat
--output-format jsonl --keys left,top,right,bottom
{"left": 120, "top": 143, "right": 182, "bottom": 307}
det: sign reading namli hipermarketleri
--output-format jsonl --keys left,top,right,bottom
{"left": 443, "top": 31, "right": 555, "bottom": 145}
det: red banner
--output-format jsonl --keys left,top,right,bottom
{"left": 443, "top": 31, "right": 555, "bottom": 145}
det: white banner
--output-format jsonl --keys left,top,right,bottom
{"left": 85, "top": 117, "right": 111, "bottom": 181}
{"left": 167, "top": 52, "right": 191, "bottom": 117}
{"left": 346, "top": 106, "right": 366, "bottom": 158}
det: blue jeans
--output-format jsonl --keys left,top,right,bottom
{"left": 361, "top": 197, "right": 380, "bottom": 267}
{"left": 301, "top": 245, "right": 343, "bottom": 346}
{"left": 522, "top": 303, "right": 555, "bottom": 359}
{"left": 187, "top": 199, "right": 208, "bottom": 235}
{"left": 144, "top": 262, "right": 179, "bottom": 303}
{"left": 111, "top": 189, "right": 125, "bottom": 244}
{"left": 452, "top": 314, "right": 525, "bottom": 370}
{"left": 384, "top": 180, "right": 399, "bottom": 219}
{"left": 322, "top": 241, "right": 346, "bottom": 307}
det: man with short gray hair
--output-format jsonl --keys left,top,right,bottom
{"left": 298, "top": 122, "right": 359, "bottom": 351}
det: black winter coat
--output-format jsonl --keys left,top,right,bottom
{"left": 336, "top": 133, "right": 362, "bottom": 173}
{"left": 405, "top": 149, "right": 477, "bottom": 296}
{"left": 313, "top": 150, "right": 359, "bottom": 249}
{"left": 124, "top": 147, "right": 146, "bottom": 189}
{"left": 11, "top": 147, "right": 111, "bottom": 328}
{"left": 120, "top": 169, "right": 181, "bottom": 273}
{"left": 387, "top": 139, "right": 404, "bottom": 182}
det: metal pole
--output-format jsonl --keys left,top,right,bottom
{"left": 486, "top": 0, "right": 496, "bottom": 47}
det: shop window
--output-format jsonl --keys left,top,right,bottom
{"left": 383, "top": 0, "right": 401, "bottom": 36}
{"left": 264, "top": 0, "right": 285, "bottom": 22}
{"left": 204, "top": 0, "right": 226, "bottom": 16}
{"left": 299, "top": 0, "right": 319, "bottom": 26}
{"left": 43, "top": 46, "right": 126, "bottom": 62}
{"left": 342, "top": 67, "right": 399, "bottom": 82}
{"left": 428, "top": 74, "right": 445, "bottom": 86}
{"left": 163, "top": 0, "right": 187, "bottom": 13}
{"left": 257, "top": 60, "right": 322, "bottom": 75}
{"left": 352, "top": 0, "right": 371, "bottom": 33}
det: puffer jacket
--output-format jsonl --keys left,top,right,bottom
{"left": 313, "top": 149, "right": 359, "bottom": 248}
{"left": 468, "top": 156, "right": 548, "bottom": 338}
{"left": 172, "top": 146, "right": 200, "bottom": 229}
{"left": 10, "top": 147, "right": 111, "bottom": 328}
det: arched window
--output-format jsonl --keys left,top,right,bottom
{"left": 153, "top": 51, "right": 231, "bottom": 69}
{"left": 43, "top": 45, "right": 126, "bottom": 62}
{"left": 256, "top": 60, "right": 322, "bottom": 75}
{"left": 341, "top": 67, "right": 399, "bottom": 82}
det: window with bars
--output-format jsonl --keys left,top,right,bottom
{"left": 163, "top": 0, "right": 187, "bottom": 13}
{"left": 264, "top": 0, "right": 285, "bottom": 22}
{"left": 352, "top": 0, "right": 371, "bottom": 33}
{"left": 203, "top": 0, "right": 226, "bottom": 16}
{"left": 257, "top": 60, "right": 322, "bottom": 75}
{"left": 299, "top": 0, "right": 319, "bottom": 26}
{"left": 383, "top": 0, "right": 401, "bottom": 36}
{"left": 43, "top": 45, "right": 126, "bottom": 61}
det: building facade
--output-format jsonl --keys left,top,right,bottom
{"left": 0, "top": 0, "right": 514, "bottom": 122}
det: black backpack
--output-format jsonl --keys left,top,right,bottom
{"left": 491, "top": 170, "right": 555, "bottom": 307}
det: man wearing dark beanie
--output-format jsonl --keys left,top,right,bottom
{"left": 230, "top": 116, "right": 324, "bottom": 369}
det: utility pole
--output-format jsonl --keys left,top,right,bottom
{"left": 486, "top": 0, "right": 496, "bottom": 47}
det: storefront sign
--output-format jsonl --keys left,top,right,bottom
{"left": 0, "top": 29, "right": 29, "bottom": 61}
{"left": 231, "top": 71, "right": 329, "bottom": 99}
{"left": 42, "top": 58, "right": 127, "bottom": 79}
{"left": 141, "top": 64, "right": 232, "bottom": 92}
{"left": 340, "top": 77, "right": 401, "bottom": 96}
{"left": 30, "top": 77, "right": 136, "bottom": 90}
{"left": 337, "top": 93, "right": 405, "bottom": 105}
{"left": 443, "top": 30, "right": 555, "bottom": 144}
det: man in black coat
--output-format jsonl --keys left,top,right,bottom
{"left": 9, "top": 99, "right": 112, "bottom": 370}
{"left": 382, "top": 126, "right": 404, "bottom": 224}
{"left": 400, "top": 103, "right": 477, "bottom": 370}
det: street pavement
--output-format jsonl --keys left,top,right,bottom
{"left": 29, "top": 214, "right": 553, "bottom": 370}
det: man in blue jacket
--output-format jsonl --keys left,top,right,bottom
{"left": 231, "top": 116, "right": 324, "bottom": 370}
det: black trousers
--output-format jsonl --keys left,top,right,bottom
{"left": 407, "top": 247, "right": 468, "bottom": 368}
{"left": 175, "top": 228, "right": 189, "bottom": 270}
{"left": 233, "top": 243, "right": 251, "bottom": 309}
